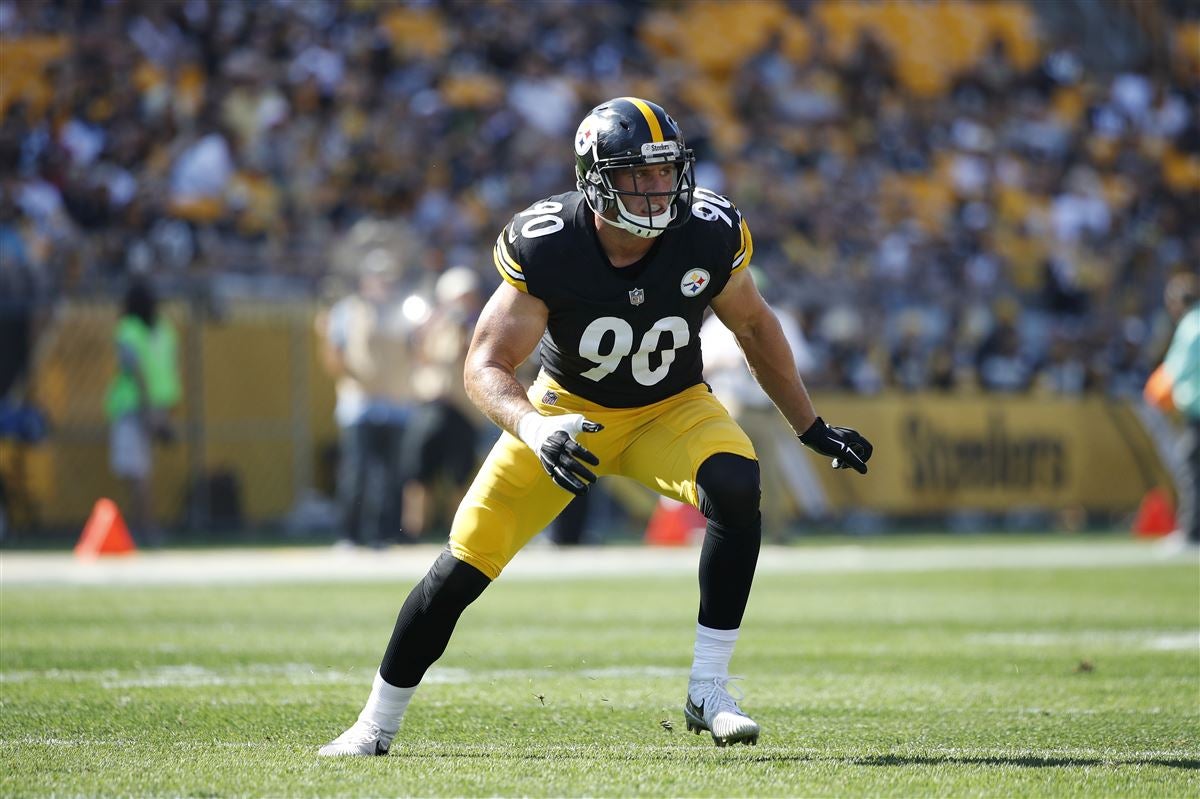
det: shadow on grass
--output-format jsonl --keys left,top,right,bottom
{"left": 400, "top": 746, "right": 1199, "bottom": 771}
{"left": 840, "top": 754, "right": 1200, "bottom": 771}
{"left": 405, "top": 743, "right": 1200, "bottom": 767}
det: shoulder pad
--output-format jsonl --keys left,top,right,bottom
{"left": 691, "top": 187, "right": 753, "bottom": 275}
{"left": 492, "top": 194, "right": 580, "bottom": 293}
{"left": 493, "top": 224, "right": 528, "bottom": 292}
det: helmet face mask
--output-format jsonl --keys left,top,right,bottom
{"left": 575, "top": 98, "right": 696, "bottom": 239}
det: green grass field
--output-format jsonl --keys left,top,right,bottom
{"left": 2, "top": 537, "right": 1197, "bottom": 797}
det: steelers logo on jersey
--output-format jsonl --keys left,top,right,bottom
{"left": 680, "top": 269, "right": 711, "bottom": 297}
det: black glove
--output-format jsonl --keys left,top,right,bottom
{"left": 518, "top": 412, "right": 605, "bottom": 496}
{"left": 536, "top": 425, "right": 603, "bottom": 496}
{"left": 798, "top": 416, "right": 873, "bottom": 475}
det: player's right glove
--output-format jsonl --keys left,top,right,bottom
{"left": 517, "top": 411, "right": 604, "bottom": 496}
{"left": 798, "top": 416, "right": 873, "bottom": 475}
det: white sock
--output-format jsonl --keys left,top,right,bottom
{"left": 689, "top": 623, "right": 739, "bottom": 693}
{"left": 357, "top": 671, "right": 416, "bottom": 735}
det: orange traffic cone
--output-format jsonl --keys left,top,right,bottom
{"left": 1132, "top": 487, "right": 1176, "bottom": 538}
{"left": 644, "top": 497, "right": 706, "bottom": 546}
{"left": 75, "top": 498, "right": 137, "bottom": 559}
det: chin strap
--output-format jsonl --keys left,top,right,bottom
{"left": 594, "top": 212, "right": 661, "bottom": 240}
{"left": 606, "top": 199, "right": 675, "bottom": 239}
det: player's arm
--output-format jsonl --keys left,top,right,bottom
{"left": 710, "top": 269, "right": 817, "bottom": 435}
{"left": 464, "top": 282, "right": 548, "bottom": 434}
{"left": 711, "top": 269, "right": 872, "bottom": 474}
{"left": 464, "top": 282, "right": 603, "bottom": 494}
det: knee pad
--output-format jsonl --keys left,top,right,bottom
{"left": 695, "top": 453, "right": 760, "bottom": 527}
{"left": 420, "top": 547, "right": 491, "bottom": 610}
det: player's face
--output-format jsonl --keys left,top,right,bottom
{"left": 611, "top": 163, "right": 678, "bottom": 215}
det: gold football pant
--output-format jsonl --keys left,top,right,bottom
{"left": 448, "top": 377, "right": 756, "bottom": 579}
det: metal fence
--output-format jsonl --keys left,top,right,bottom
{"left": 1, "top": 295, "right": 336, "bottom": 540}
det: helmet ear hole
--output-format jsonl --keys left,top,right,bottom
{"left": 582, "top": 174, "right": 609, "bottom": 214}
{"left": 589, "top": 185, "right": 609, "bottom": 214}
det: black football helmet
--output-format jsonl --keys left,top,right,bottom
{"left": 574, "top": 97, "right": 696, "bottom": 238}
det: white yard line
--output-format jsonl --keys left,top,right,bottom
{"left": 967, "top": 630, "right": 1200, "bottom": 650}
{"left": 0, "top": 540, "right": 1189, "bottom": 587}
{"left": 0, "top": 662, "right": 688, "bottom": 689}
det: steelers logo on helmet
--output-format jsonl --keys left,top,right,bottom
{"left": 574, "top": 115, "right": 598, "bottom": 157}
{"left": 681, "top": 269, "right": 711, "bottom": 297}
{"left": 573, "top": 97, "right": 697, "bottom": 239}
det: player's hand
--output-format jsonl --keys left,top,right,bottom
{"left": 517, "top": 412, "right": 604, "bottom": 495}
{"left": 798, "top": 416, "right": 873, "bottom": 475}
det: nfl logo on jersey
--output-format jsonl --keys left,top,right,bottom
{"left": 628, "top": 288, "right": 645, "bottom": 306}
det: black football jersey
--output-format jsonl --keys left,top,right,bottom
{"left": 492, "top": 189, "right": 752, "bottom": 407}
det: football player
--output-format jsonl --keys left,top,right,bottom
{"left": 319, "top": 97, "right": 873, "bottom": 754}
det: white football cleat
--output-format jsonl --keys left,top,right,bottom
{"left": 684, "top": 677, "right": 760, "bottom": 746}
{"left": 317, "top": 720, "right": 393, "bottom": 756}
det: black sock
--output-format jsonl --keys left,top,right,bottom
{"left": 697, "top": 516, "right": 761, "bottom": 629}
{"left": 379, "top": 548, "right": 491, "bottom": 687}
{"left": 695, "top": 453, "right": 762, "bottom": 630}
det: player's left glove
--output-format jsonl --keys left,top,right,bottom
{"left": 517, "top": 411, "right": 604, "bottom": 496}
{"left": 798, "top": 416, "right": 873, "bottom": 475}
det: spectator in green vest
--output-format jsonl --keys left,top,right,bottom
{"left": 1146, "top": 272, "right": 1200, "bottom": 554}
{"left": 105, "top": 277, "right": 181, "bottom": 546}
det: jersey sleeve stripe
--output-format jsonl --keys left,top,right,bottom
{"left": 622, "top": 96, "right": 664, "bottom": 142}
{"left": 493, "top": 236, "right": 528, "bottom": 291}
{"left": 495, "top": 235, "right": 524, "bottom": 276}
{"left": 731, "top": 217, "right": 754, "bottom": 273}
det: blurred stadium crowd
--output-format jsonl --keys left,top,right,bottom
{"left": 2, "top": 0, "right": 1198, "bottom": 398}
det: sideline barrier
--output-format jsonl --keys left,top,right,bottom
{"left": 16, "top": 298, "right": 334, "bottom": 530}
{"left": 9, "top": 298, "right": 1172, "bottom": 530}
{"left": 803, "top": 394, "right": 1173, "bottom": 514}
